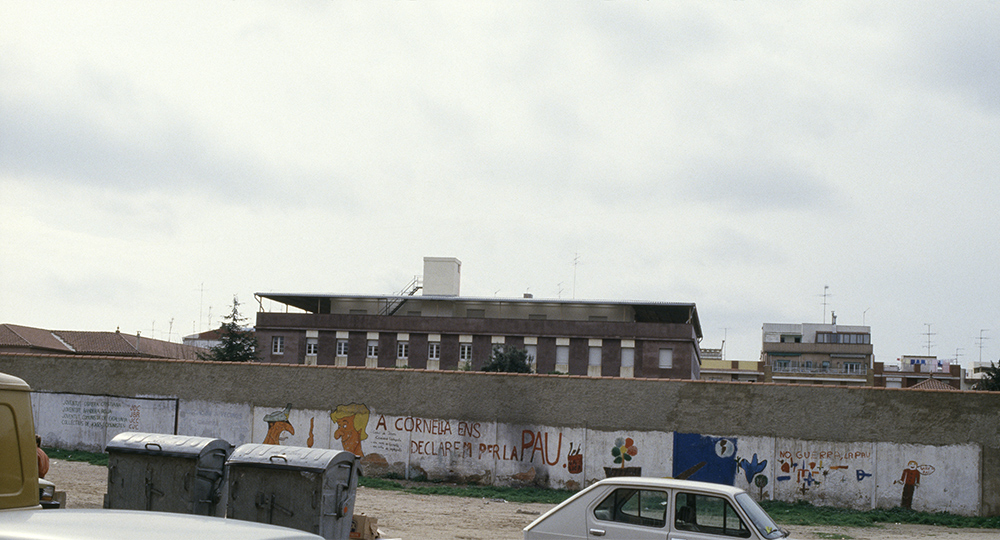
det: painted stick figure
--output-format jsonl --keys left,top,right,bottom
{"left": 894, "top": 460, "right": 920, "bottom": 509}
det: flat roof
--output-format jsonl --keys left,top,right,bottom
{"left": 255, "top": 293, "right": 702, "bottom": 338}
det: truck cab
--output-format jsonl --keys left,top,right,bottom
{"left": 0, "top": 372, "right": 41, "bottom": 510}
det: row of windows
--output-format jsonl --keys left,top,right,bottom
{"left": 773, "top": 359, "right": 866, "bottom": 374}
{"left": 816, "top": 332, "right": 870, "bottom": 344}
{"left": 271, "top": 335, "right": 675, "bottom": 369}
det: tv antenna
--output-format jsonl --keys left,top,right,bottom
{"left": 572, "top": 253, "right": 580, "bottom": 299}
{"left": 922, "top": 323, "right": 936, "bottom": 356}
{"left": 820, "top": 286, "right": 831, "bottom": 323}
{"left": 976, "top": 329, "right": 990, "bottom": 364}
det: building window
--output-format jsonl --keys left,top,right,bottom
{"left": 397, "top": 341, "right": 409, "bottom": 359}
{"left": 366, "top": 341, "right": 378, "bottom": 358}
{"left": 272, "top": 336, "right": 285, "bottom": 355}
{"left": 844, "top": 362, "right": 863, "bottom": 374}
{"left": 525, "top": 344, "right": 537, "bottom": 369}
{"left": 658, "top": 348, "right": 673, "bottom": 369}
{"left": 555, "top": 345, "right": 569, "bottom": 370}
{"left": 336, "top": 340, "right": 348, "bottom": 356}
{"left": 589, "top": 347, "right": 602, "bottom": 366}
{"left": 428, "top": 342, "right": 441, "bottom": 360}
{"left": 621, "top": 348, "right": 635, "bottom": 368}
{"left": 780, "top": 334, "right": 802, "bottom": 343}
{"left": 775, "top": 359, "right": 790, "bottom": 371}
{"left": 460, "top": 343, "right": 473, "bottom": 361}
{"left": 305, "top": 338, "right": 318, "bottom": 356}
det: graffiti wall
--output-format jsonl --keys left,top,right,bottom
{"left": 31, "top": 392, "right": 177, "bottom": 452}
{"left": 874, "top": 442, "right": 980, "bottom": 515}
{"left": 28, "top": 391, "right": 984, "bottom": 515}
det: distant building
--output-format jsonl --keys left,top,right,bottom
{"left": 0, "top": 323, "right": 206, "bottom": 360}
{"left": 183, "top": 328, "right": 226, "bottom": 350}
{"left": 698, "top": 347, "right": 761, "bottom": 382}
{"left": 883, "top": 355, "right": 963, "bottom": 390}
{"left": 759, "top": 322, "right": 878, "bottom": 386}
{"left": 254, "top": 257, "right": 704, "bottom": 379}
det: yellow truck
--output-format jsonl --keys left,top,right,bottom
{"left": 0, "top": 372, "right": 323, "bottom": 540}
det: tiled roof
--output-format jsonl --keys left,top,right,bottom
{"left": 0, "top": 324, "right": 206, "bottom": 360}
{"left": 0, "top": 324, "right": 74, "bottom": 352}
{"left": 909, "top": 377, "right": 958, "bottom": 391}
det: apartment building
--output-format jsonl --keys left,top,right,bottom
{"left": 760, "top": 321, "right": 878, "bottom": 386}
{"left": 254, "top": 258, "right": 703, "bottom": 379}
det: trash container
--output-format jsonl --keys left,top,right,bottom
{"left": 105, "top": 432, "right": 231, "bottom": 516}
{"left": 226, "top": 444, "right": 358, "bottom": 540}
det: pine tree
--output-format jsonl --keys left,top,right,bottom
{"left": 973, "top": 361, "right": 1000, "bottom": 391}
{"left": 197, "top": 296, "right": 259, "bottom": 362}
{"left": 481, "top": 345, "right": 533, "bottom": 373}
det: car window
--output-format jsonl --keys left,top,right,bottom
{"left": 594, "top": 488, "right": 668, "bottom": 528}
{"left": 675, "top": 492, "right": 751, "bottom": 538}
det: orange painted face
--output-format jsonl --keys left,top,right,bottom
{"left": 334, "top": 415, "right": 363, "bottom": 456}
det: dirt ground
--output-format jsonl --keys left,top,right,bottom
{"left": 46, "top": 460, "right": 997, "bottom": 540}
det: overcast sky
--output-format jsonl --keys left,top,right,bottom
{"left": 2, "top": 2, "right": 997, "bottom": 369}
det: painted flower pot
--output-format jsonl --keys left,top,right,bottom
{"left": 604, "top": 466, "right": 642, "bottom": 478}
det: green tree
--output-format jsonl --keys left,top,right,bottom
{"left": 973, "top": 361, "right": 1000, "bottom": 391}
{"left": 481, "top": 345, "right": 533, "bottom": 373}
{"left": 197, "top": 296, "right": 259, "bottom": 363}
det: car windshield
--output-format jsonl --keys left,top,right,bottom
{"left": 735, "top": 493, "right": 786, "bottom": 539}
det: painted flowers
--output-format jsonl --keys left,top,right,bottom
{"left": 612, "top": 437, "right": 638, "bottom": 468}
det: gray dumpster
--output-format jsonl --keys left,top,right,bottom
{"left": 105, "top": 432, "right": 231, "bottom": 516}
{"left": 226, "top": 444, "right": 358, "bottom": 540}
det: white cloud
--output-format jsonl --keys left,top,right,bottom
{"left": 1, "top": 1, "right": 998, "bottom": 367}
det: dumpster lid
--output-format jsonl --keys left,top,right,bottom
{"left": 227, "top": 444, "right": 356, "bottom": 473}
{"left": 106, "top": 432, "right": 231, "bottom": 458}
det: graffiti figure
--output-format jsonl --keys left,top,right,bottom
{"left": 737, "top": 453, "right": 768, "bottom": 485}
{"left": 331, "top": 403, "right": 370, "bottom": 457}
{"left": 894, "top": 460, "right": 935, "bottom": 509}
{"left": 567, "top": 443, "right": 583, "bottom": 474}
{"left": 263, "top": 404, "right": 294, "bottom": 445}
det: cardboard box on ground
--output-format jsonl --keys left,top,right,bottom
{"left": 351, "top": 514, "right": 378, "bottom": 540}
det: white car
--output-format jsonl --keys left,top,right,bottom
{"left": 0, "top": 510, "right": 324, "bottom": 540}
{"left": 524, "top": 477, "right": 796, "bottom": 540}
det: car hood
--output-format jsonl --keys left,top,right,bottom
{"left": 0, "top": 509, "right": 323, "bottom": 540}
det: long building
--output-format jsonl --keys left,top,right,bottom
{"left": 254, "top": 257, "right": 703, "bottom": 379}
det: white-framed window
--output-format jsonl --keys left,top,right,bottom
{"left": 459, "top": 343, "right": 473, "bottom": 361}
{"left": 336, "top": 340, "right": 348, "bottom": 356}
{"left": 659, "top": 348, "right": 673, "bottom": 369}
{"left": 305, "top": 338, "right": 318, "bottom": 356}
{"left": 272, "top": 336, "right": 285, "bottom": 355}
{"left": 366, "top": 341, "right": 378, "bottom": 358}
{"left": 525, "top": 344, "right": 537, "bottom": 369}
{"left": 397, "top": 341, "right": 409, "bottom": 359}
{"left": 428, "top": 342, "right": 441, "bottom": 360}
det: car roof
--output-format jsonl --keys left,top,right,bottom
{"left": 0, "top": 509, "right": 324, "bottom": 540}
{"left": 590, "top": 476, "right": 747, "bottom": 496}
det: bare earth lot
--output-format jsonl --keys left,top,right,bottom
{"left": 48, "top": 460, "right": 996, "bottom": 540}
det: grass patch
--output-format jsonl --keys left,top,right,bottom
{"left": 44, "top": 448, "right": 108, "bottom": 467}
{"left": 761, "top": 500, "right": 1000, "bottom": 529}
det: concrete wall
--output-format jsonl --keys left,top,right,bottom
{"left": 3, "top": 353, "right": 998, "bottom": 516}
